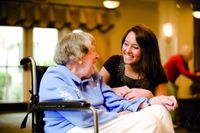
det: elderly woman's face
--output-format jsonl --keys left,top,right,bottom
{"left": 122, "top": 31, "right": 142, "bottom": 64}
{"left": 80, "top": 45, "right": 99, "bottom": 78}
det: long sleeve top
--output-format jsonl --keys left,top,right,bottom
{"left": 39, "top": 64, "right": 146, "bottom": 133}
{"left": 164, "top": 54, "right": 198, "bottom": 83}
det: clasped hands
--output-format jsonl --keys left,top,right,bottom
{"left": 113, "top": 86, "right": 178, "bottom": 112}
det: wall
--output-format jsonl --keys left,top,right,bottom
{"left": 108, "top": 0, "right": 159, "bottom": 57}
{"left": 48, "top": 0, "right": 159, "bottom": 57}
{"left": 111, "top": 0, "right": 194, "bottom": 98}
{"left": 48, "top": 0, "right": 194, "bottom": 98}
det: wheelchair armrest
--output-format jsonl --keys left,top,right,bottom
{"left": 37, "top": 100, "right": 91, "bottom": 110}
{"left": 37, "top": 100, "right": 99, "bottom": 133}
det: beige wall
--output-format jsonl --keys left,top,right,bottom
{"left": 49, "top": 0, "right": 194, "bottom": 98}
{"left": 108, "top": 0, "right": 159, "bottom": 56}
{"left": 109, "top": 0, "right": 194, "bottom": 98}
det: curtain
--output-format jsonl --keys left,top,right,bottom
{"left": 0, "top": 1, "right": 114, "bottom": 33}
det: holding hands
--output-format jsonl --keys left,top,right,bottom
{"left": 149, "top": 95, "right": 178, "bottom": 111}
{"left": 113, "top": 86, "right": 178, "bottom": 112}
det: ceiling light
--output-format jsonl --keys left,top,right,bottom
{"left": 191, "top": 1, "right": 200, "bottom": 19}
{"left": 103, "top": 0, "right": 120, "bottom": 9}
{"left": 193, "top": 11, "right": 200, "bottom": 19}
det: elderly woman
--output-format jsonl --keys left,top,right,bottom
{"left": 39, "top": 31, "right": 178, "bottom": 133}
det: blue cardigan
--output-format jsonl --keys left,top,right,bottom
{"left": 39, "top": 64, "right": 146, "bottom": 133}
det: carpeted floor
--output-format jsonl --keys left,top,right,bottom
{"left": 0, "top": 112, "right": 192, "bottom": 133}
{"left": 0, "top": 112, "right": 31, "bottom": 133}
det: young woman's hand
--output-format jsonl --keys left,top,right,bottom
{"left": 112, "top": 86, "right": 130, "bottom": 98}
{"left": 124, "top": 89, "right": 154, "bottom": 101}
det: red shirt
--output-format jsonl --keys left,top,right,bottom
{"left": 164, "top": 54, "right": 198, "bottom": 83}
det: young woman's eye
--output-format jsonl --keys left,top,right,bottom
{"left": 123, "top": 42, "right": 128, "bottom": 46}
{"left": 133, "top": 46, "right": 139, "bottom": 49}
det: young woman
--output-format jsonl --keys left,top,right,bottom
{"left": 100, "top": 24, "right": 168, "bottom": 101}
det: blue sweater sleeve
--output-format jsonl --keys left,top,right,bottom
{"left": 39, "top": 68, "right": 117, "bottom": 128}
{"left": 101, "top": 82, "right": 146, "bottom": 112}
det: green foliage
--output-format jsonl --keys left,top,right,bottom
{"left": 0, "top": 71, "right": 11, "bottom": 100}
{"left": 0, "top": 71, "right": 6, "bottom": 88}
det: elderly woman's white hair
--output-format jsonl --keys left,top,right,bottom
{"left": 54, "top": 32, "right": 96, "bottom": 65}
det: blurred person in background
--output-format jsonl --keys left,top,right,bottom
{"left": 164, "top": 45, "right": 200, "bottom": 97}
{"left": 164, "top": 45, "right": 200, "bottom": 127}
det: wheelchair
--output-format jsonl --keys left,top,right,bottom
{"left": 20, "top": 56, "right": 99, "bottom": 133}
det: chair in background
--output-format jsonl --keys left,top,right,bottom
{"left": 20, "top": 56, "right": 99, "bottom": 133}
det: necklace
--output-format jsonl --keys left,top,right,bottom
{"left": 117, "top": 57, "right": 143, "bottom": 88}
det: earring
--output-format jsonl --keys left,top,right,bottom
{"left": 78, "top": 60, "right": 83, "bottom": 64}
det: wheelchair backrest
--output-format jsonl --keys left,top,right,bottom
{"left": 34, "top": 66, "right": 48, "bottom": 133}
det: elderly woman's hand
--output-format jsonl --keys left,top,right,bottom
{"left": 150, "top": 95, "right": 178, "bottom": 111}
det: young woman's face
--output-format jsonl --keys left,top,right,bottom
{"left": 122, "top": 31, "right": 142, "bottom": 64}
{"left": 80, "top": 45, "right": 99, "bottom": 78}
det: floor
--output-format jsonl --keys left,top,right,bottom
{"left": 0, "top": 112, "right": 31, "bottom": 133}
{"left": 0, "top": 112, "right": 197, "bottom": 133}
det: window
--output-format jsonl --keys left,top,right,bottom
{"left": 33, "top": 27, "right": 58, "bottom": 66}
{"left": 0, "top": 26, "right": 23, "bottom": 103}
{"left": 0, "top": 27, "right": 58, "bottom": 103}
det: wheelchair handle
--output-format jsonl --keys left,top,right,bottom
{"left": 20, "top": 56, "right": 34, "bottom": 65}
{"left": 20, "top": 56, "right": 37, "bottom": 96}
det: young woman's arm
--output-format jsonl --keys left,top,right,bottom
{"left": 155, "top": 83, "right": 168, "bottom": 96}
